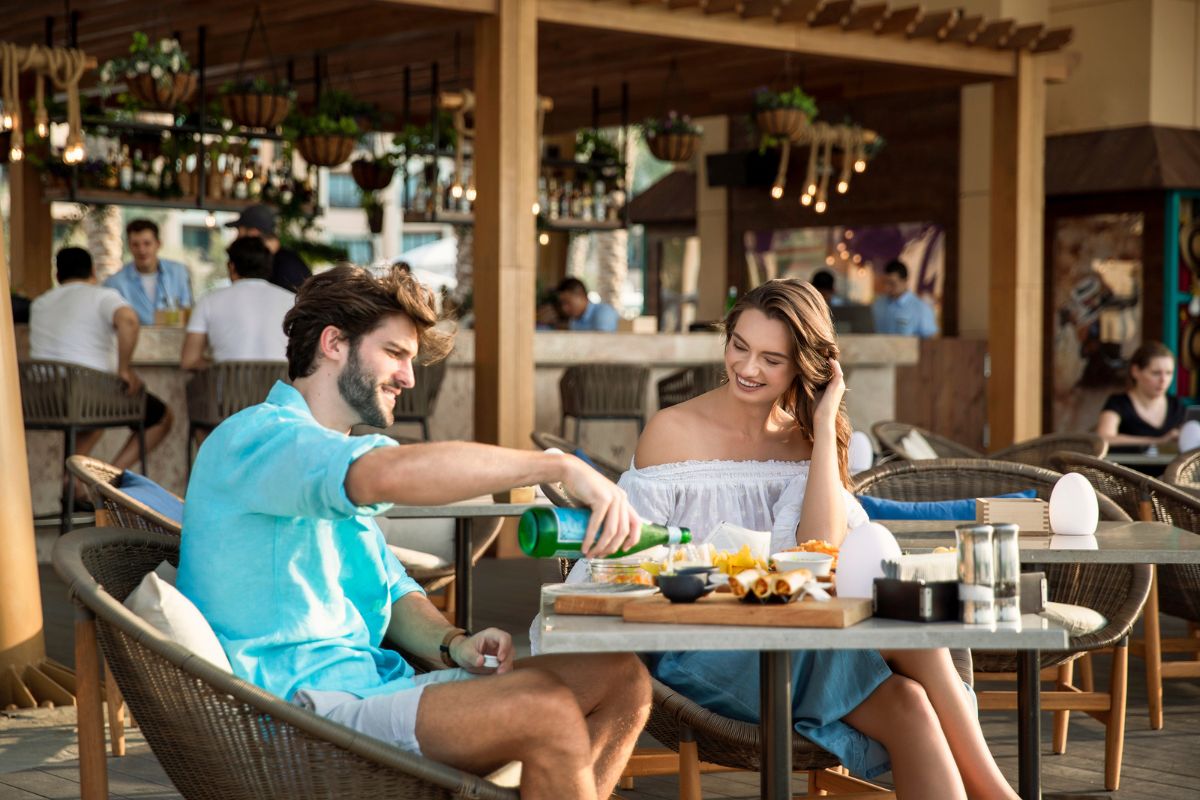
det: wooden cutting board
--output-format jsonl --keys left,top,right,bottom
{"left": 622, "top": 593, "right": 872, "bottom": 628}
{"left": 554, "top": 591, "right": 656, "bottom": 616}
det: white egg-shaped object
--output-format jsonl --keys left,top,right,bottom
{"left": 1049, "top": 472, "right": 1099, "bottom": 536}
{"left": 1179, "top": 420, "right": 1200, "bottom": 453}
{"left": 1050, "top": 534, "right": 1098, "bottom": 551}
{"left": 849, "top": 431, "right": 875, "bottom": 475}
{"left": 837, "top": 522, "right": 902, "bottom": 599}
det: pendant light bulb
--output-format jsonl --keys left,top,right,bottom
{"left": 465, "top": 186, "right": 477, "bottom": 202}
{"left": 538, "top": 232, "right": 550, "bottom": 246}
{"left": 450, "top": 183, "right": 464, "bottom": 199}
{"left": 770, "top": 184, "right": 784, "bottom": 200}
{"left": 800, "top": 193, "right": 812, "bottom": 207}
{"left": 853, "top": 159, "right": 866, "bottom": 173}
{"left": 815, "top": 199, "right": 827, "bottom": 214}
{"left": 837, "top": 180, "right": 849, "bottom": 194}
{"left": 532, "top": 202, "right": 540, "bottom": 216}
{"left": 10, "top": 145, "right": 23, "bottom": 162}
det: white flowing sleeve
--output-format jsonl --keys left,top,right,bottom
{"left": 769, "top": 472, "right": 870, "bottom": 553}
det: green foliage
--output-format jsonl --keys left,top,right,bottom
{"left": 99, "top": 32, "right": 192, "bottom": 92}
{"left": 219, "top": 77, "right": 296, "bottom": 99}
{"left": 392, "top": 111, "right": 457, "bottom": 155}
{"left": 575, "top": 129, "right": 620, "bottom": 163}
{"left": 283, "top": 89, "right": 377, "bottom": 140}
{"left": 640, "top": 111, "right": 701, "bottom": 137}
{"left": 359, "top": 191, "right": 383, "bottom": 211}
{"left": 753, "top": 86, "right": 818, "bottom": 118}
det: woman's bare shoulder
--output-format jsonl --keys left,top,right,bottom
{"left": 635, "top": 395, "right": 723, "bottom": 468}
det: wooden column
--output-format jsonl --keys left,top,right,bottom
{"left": 473, "top": 0, "right": 538, "bottom": 449}
{"left": 0, "top": 187, "right": 48, "bottom": 707}
{"left": 988, "top": 52, "right": 1046, "bottom": 448}
{"left": 8, "top": 158, "right": 54, "bottom": 298}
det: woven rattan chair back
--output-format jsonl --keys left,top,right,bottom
{"left": 992, "top": 432, "right": 1108, "bottom": 468}
{"left": 559, "top": 364, "right": 649, "bottom": 443}
{"left": 186, "top": 361, "right": 287, "bottom": 428}
{"left": 656, "top": 363, "right": 726, "bottom": 410}
{"left": 66, "top": 455, "right": 181, "bottom": 536}
{"left": 52, "top": 528, "right": 517, "bottom": 800}
{"left": 529, "top": 431, "right": 625, "bottom": 482}
{"left": 20, "top": 360, "right": 149, "bottom": 531}
{"left": 1049, "top": 453, "right": 1200, "bottom": 624}
{"left": 870, "top": 421, "right": 983, "bottom": 460}
{"left": 1163, "top": 449, "right": 1200, "bottom": 490}
{"left": 392, "top": 361, "right": 447, "bottom": 440}
{"left": 853, "top": 458, "right": 1148, "bottom": 671}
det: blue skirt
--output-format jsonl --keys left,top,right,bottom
{"left": 649, "top": 649, "right": 894, "bottom": 778}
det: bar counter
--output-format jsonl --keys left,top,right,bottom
{"left": 18, "top": 327, "right": 917, "bottom": 516}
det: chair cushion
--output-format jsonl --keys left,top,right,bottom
{"left": 1039, "top": 601, "right": 1108, "bottom": 637}
{"left": 388, "top": 545, "right": 452, "bottom": 571}
{"left": 119, "top": 470, "right": 184, "bottom": 523}
{"left": 124, "top": 562, "right": 232, "bottom": 671}
{"left": 857, "top": 490, "right": 1038, "bottom": 521}
{"left": 900, "top": 430, "right": 940, "bottom": 459}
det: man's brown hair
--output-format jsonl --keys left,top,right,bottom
{"left": 283, "top": 264, "right": 453, "bottom": 380}
{"left": 125, "top": 219, "right": 160, "bottom": 240}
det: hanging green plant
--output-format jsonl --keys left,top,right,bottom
{"left": 641, "top": 112, "right": 701, "bottom": 163}
{"left": 284, "top": 90, "right": 373, "bottom": 168}
{"left": 753, "top": 85, "right": 818, "bottom": 149}
{"left": 219, "top": 77, "right": 295, "bottom": 130}
{"left": 100, "top": 32, "right": 196, "bottom": 110}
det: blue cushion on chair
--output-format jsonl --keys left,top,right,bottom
{"left": 119, "top": 471, "right": 184, "bottom": 523}
{"left": 857, "top": 490, "right": 1038, "bottom": 521}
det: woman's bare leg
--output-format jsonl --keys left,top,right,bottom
{"left": 881, "top": 648, "right": 1018, "bottom": 800}
{"left": 842, "top": 673, "right": 967, "bottom": 800}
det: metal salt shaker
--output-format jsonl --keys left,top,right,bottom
{"left": 992, "top": 523, "right": 1021, "bottom": 623}
{"left": 955, "top": 523, "right": 995, "bottom": 624}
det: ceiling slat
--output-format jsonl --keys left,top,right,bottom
{"left": 874, "top": 6, "right": 922, "bottom": 36}
{"left": 842, "top": 3, "right": 888, "bottom": 32}
{"left": 806, "top": 1, "right": 854, "bottom": 28}
{"left": 907, "top": 9, "right": 957, "bottom": 40}
{"left": 1002, "top": 23, "right": 1045, "bottom": 51}
{"left": 1032, "top": 27, "right": 1072, "bottom": 54}
{"left": 944, "top": 14, "right": 984, "bottom": 43}
{"left": 774, "top": 0, "right": 823, "bottom": 24}
{"left": 971, "top": 19, "right": 1015, "bottom": 48}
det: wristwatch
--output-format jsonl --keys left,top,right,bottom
{"left": 439, "top": 628, "right": 470, "bottom": 668}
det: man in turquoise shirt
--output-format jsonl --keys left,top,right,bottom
{"left": 557, "top": 276, "right": 620, "bottom": 332}
{"left": 179, "top": 264, "right": 649, "bottom": 799}
{"left": 871, "top": 259, "right": 938, "bottom": 338}
{"left": 104, "top": 219, "right": 193, "bottom": 324}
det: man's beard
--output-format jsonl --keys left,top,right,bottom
{"left": 337, "top": 343, "right": 394, "bottom": 428}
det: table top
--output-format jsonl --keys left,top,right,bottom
{"left": 384, "top": 496, "right": 548, "bottom": 519}
{"left": 884, "top": 519, "right": 1200, "bottom": 564}
{"left": 1105, "top": 451, "right": 1176, "bottom": 467}
{"left": 539, "top": 611, "right": 1069, "bottom": 654}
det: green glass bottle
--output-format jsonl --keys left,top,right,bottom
{"left": 518, "top": 507, "right": 691, "bottom": 559}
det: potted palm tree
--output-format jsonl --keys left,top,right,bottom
{"left": 753, "top": 85, "right": 818, "bottom": 142}
{"left": 219, "top": 77, "right": 294, "bottom": 130}
{"left": 642, "top": 111, "right": 701, "bottom": 163}
{"left": 100, "top": 33, "right": 197, "bottom": 111}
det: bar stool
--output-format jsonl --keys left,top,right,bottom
{"left": 19, "top": 360, "right": 147, "bottom": 532}
{"left": 559, "top": 364, "right": 649, "bottom": 444}
{"left": 656, "top": 362, "right": 725, "bottom": 409}
{"left": 391, "top": 361, "right": 447, "bottom": 440}
{"left": 186, "top": 361, "right": 288, "bottom": 470}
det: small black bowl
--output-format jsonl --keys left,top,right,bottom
{"left": 657, "top": 567, "right": 718, "bottom": 604}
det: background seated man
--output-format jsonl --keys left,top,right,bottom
{"left": 556, "top": 276, "right": 619, "bottom": 332}
{"left": 225, "top": 204, "right": 311, "bottom": 293}
{"left": 179, "top": 265, "right": 650, "bottom": 800}
{"left": 30, "top": 247, "right": 174, "bottom": 501}
{"left": 181, "top": 237, "right": 295, "bottom": 370}
{"left": 104, "top": 219, "right": 193, "bottom": 325}
{"left": 871, "top": 259, "right": 938, "bottom": 338}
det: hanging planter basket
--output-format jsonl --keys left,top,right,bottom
{"left": 126, "top": 72, "right": 198, "bottom": 111}
{"left": 351, "top": 159, "right": 395, "bottom": 192}
{"left": 365, "top": 205, "right": 384, "bottom": 235}
{"left": 221, "top": 92, "right": 291, "bottom": 130}
{"left": 647, "top": 131, "right": 699, "bottom": 163}
{"left": 296, "top": 134, "right": 356, "bottom": 168}
{"left": 756, "top": 108, "right": 809, "bottom": 140}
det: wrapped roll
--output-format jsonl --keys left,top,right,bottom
{"left": 752, "top": 571, "right": 774, "bottom": 599}
{"left": 773, "top": 569, "right": 814, "bottom": 601}
{"left": 730, "top": 568, "right": 761, "bottom": 599}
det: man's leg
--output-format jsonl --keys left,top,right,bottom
{"left": 513, "top": 652, "right": 652, "bottom": 798}
{"left": 112, "top": 397, "right": 172, "bottom": 470}
{"left": 415, "top": 667, "right": 601, "bottom": 800}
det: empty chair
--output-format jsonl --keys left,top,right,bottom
{"left": 559, "top": 364, "right": 649, "bottom": 444}
{"left": 392, "top": 360, "right": 447, "bottom": 440}
{"left": 186, "top": 361, "right": 287, "bottom": 465}
{"left": 1163, "top": 449, "right": 1200, "bottom": 491}
{"left": 67, "top": 455, "right": 181, "bottom": 536}
{"left": 656, "top": 363, "right": 726, "bottom": 409}
{"left": 853, "top": 458, "right": 1149, "bottom": 790}
{"left": 1049, "top": 452, "right": 1200, "bottom": 732}
{"left": 20, "top": 360, "right": 147, "bottom": 532}
{"left": 991, "top": 432, "right": 1108, "bottom": 469}
{"left": 870, "top": 420, "right": 982, "bottom": 461}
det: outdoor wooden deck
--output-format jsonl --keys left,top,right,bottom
{"left": 2, "top": 560, "right": 1197, "bottom": 800}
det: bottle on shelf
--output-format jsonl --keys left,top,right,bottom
{"left": 518, "top": 507, "right": 691, "bottom": 559}
{"left": 132, "top": 149, "right": 147, "bottom": 192}
{"left": 221, "top": 156, "right": 235, "bottom": 198}
{"left": 725, "top": 285, "right": 738, "bottom": 313}
{"left": 118, "top": 146, "right": 133, "bottom": 192}
{"left": 561, "top": 179, "right": 574, "bottom": 219}
{"left": 537, "top": 175, "right": 549, "bottom": 217}
{"left": 547, "top": 175, "right": 561, "bottom": 220}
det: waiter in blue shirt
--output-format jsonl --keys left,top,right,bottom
{"left": 556, "top": 276, "right": 620, "bottom": 332}
{"left": 871, "top": 259, "right": 938, "bottom": 338}
{"left": 104, "top": 219, "right": 193, "bottom": 324}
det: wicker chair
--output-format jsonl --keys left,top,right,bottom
{"left": 401, "top": 516, "right": 505, "bottom": 624}
{"left": 656, "top": 364, "right": 725, "bottom": 410}
{"left": 391, "top": 361, "right": 447, "bottom": 440}
{"left": 186, "top": 361, "right": 287, "bottom": 467}
{"left": 870, "top": 421, "right": 982, "bottom": 460}
{"left": 991, "top": 432, "right": 1108, "bottom": 469}
{"left": 1048, "top": 453, "right": 1200, "bottom": 732}
{"left": 559, "top": 364, "right": 649, "bottom": 444}
{"left": 67, "top": 455, "right": 182, "bottom": 536}
{"left": 530, "top": 431, "right": 625, "bottom": 483}
{"left": 20, "top": 359, "right": 148, "bottom": 532}
{"left": 853, "top": 458, "right": 1150, "bottom": 790}
{"left": 1163, "top": 449, "right": 1200, "bottom": 490}
{"left": 53, "top": 527, "right": 518, "bottom": 800}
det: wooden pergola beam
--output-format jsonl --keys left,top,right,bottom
{"left": 537, "top": 0, "right": 1021, "bottom": 78}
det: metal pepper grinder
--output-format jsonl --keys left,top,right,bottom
{"left": 956, "top": 523, "right": 996, "bottom": 625}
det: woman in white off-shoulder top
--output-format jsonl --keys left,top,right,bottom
{"left": 599, "top": 281, "right": 1015, "bottom": 799}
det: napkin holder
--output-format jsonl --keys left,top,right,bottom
{"left": 1020, "top": 572, "right": 1047, "bottom": 614}
{"left": 976, "top": 497, "right": 1049, "bottom": 534}
{"left": 873, "top": 578, "right": 958, "bottom": 622}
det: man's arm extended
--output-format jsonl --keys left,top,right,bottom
{"left": 113, "top": 305, "right": 143, "bottom": 395}
{"left": 347, "top": 443, "right": 640, "bottom": 557}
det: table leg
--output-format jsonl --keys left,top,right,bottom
{"left": 455, "top": 518, "right": 472, "bottom": 631}
{"left": 760, "top": 650, "right": 792, "bottom": 800}
{"left": 1017, "top": 649, "right": 1041, "bottom": 800}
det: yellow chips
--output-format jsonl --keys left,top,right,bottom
{"left": 713, "top": 545, "right": 768, "bottom": 576}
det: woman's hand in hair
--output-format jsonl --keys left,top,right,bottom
{"left": 812, "top": 359, "right": 845, "bottom": 433}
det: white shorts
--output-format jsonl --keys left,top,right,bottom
{"left": 293, "top": 668, "right": 476, "bottom": 756}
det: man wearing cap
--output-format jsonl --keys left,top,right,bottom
{"left": 226, "top": 204, "right": 311, "bottom": 293}
{"left": 105, "top": 219, "right": 193, "bottom": 325}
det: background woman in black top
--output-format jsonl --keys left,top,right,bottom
{"left": 1096, "top": 341, "right": 1185, "bottom": 449}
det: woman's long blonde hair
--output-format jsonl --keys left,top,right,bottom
{"left": 722, "top": 279, "right": 851, "bottom": 487}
